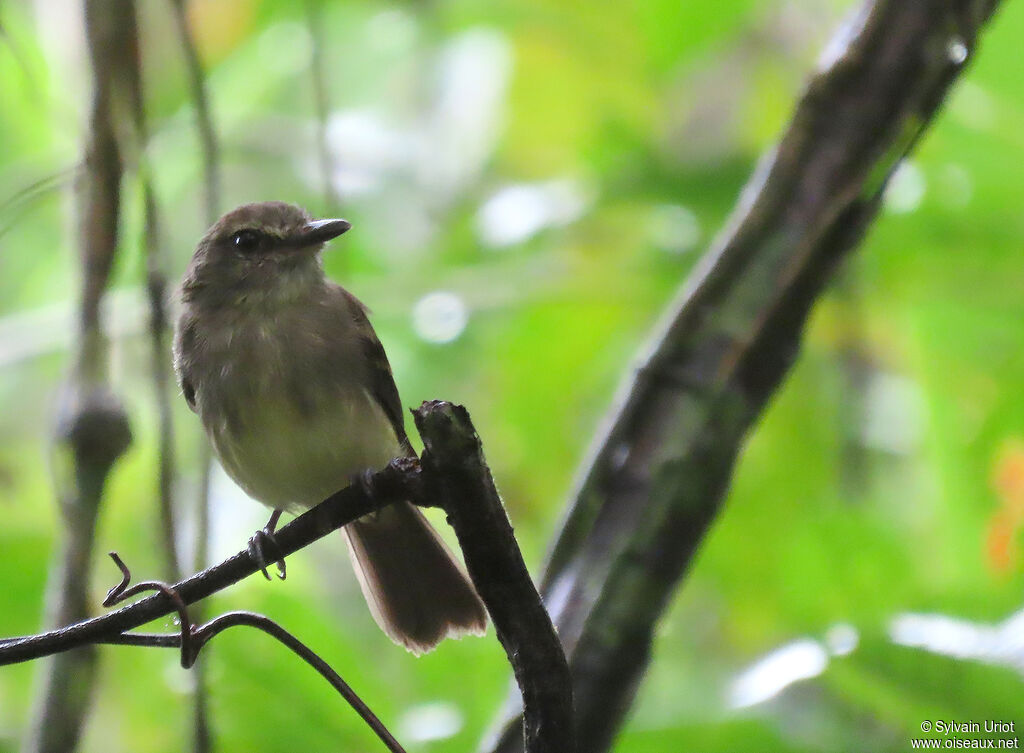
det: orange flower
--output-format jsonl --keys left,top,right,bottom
{"left": 987, "top": 439, "right": 1024, "bottom": 573}
{"left": 992, "top": 439, "right": 1024, "bottom": 515}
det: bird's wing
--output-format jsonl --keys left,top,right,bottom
{"left": 173, "top": 312, "right": 200, "bottom": 414}
{"left": 335, "top": 285, "right": 414, "bottom": 454}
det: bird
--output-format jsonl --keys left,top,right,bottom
{"left": 172, "top": 200, "right": 487, "bottom": 654}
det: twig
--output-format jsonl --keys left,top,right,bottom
{"left": 100, "top": 553, "right": 407, "bottom": 753}
{"left": 121, "top": 4, "right": 212, "bottom": 747}
{"left": 488, "top": 1, "right": 1005, "bottom": 752}
{"left": 116, "top": 0, "right": 182, "bottom": 584}
{"left": 190, "top": 446, "right": 214, "bottom": 753}
{"left": 0, "top": 164, "right": 81, "bottom": 241}
{"left": 305, "top": 0, "right": 340, "bottom": 213}
{"left": 413, "top": 401, "right": 574, "bottom": 753}
{"left": 143, "top": 189, "right": 182, "bottom": 579}
{"left": 304, "top": 0, "right": 349, "bottom": 275}
{"left": 165, "top": 5, "right": 222, "bottom": 747}
{"left": 3, "top": 407, "right": 572, "bottom": 753}
{"left": 193, "top": 443, "right": 213, "bottom": 578}
{"left": 0, "top": 458, "right": 418, "bottom": 664}
{"left": 167, "top": 0, "right": 220, "bottom": 225}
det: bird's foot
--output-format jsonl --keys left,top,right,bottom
{"left": 352, "top": 468, "right": 377, "bottom": 499}
{"left": 248, "top": 509, "right": 286, "bottom": 581}
{"left": 350, "top": 468, "right": 383, "bottom": 520}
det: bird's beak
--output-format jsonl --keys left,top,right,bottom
{"left": 295, "top": 218, "right": 352, "bottom": 246}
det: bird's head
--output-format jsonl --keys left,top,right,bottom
{"left": 181, "top": 201, "right": 351, "bottom": 309}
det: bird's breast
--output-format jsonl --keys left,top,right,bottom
{"left": 188, "top": 315, "right": 401, "bottom": 510}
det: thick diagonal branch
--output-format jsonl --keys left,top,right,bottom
{"left": 414, "top": 402, "right": 573, "bottom": 753}
{"left": 488, "top": 1, "right": 1004, "bottom": 752}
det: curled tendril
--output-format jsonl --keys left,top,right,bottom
{"left": 101, "top": 552, "right": 406, "bottom": 753}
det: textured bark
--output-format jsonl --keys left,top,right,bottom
{"left": 415, "top": 402, "right": 574, "bottom": 753}
{"left": 487, "top": 1, "right": 1005, "bottom": 751}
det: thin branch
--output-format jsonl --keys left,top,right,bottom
{"left": 197, "top": 613, "right": 408, "bottom": 753}
{"left": 0, "top": 459, "right": 417, "bottom": 664}
{"left": 3, "top": 405, "right": 572, "bottom": 753}
{"left": 119, "top": 6, "right": 214, "bottom": 749}
{"left": 117, "top": 0, "right": 182, "bottom": 584}
{"left": 305, "top": 0, "right": 340, "bottom": 212}
{"left": 105, "top": 614, "right": 408, "bottom": 753}
{"left": 143, "top": 189, "right": 181, "bottom": 579}
{"left": 100, "top": 553, "right": 407, "bottom": 753}
{"left": 0, "top": 165, "right": 81, "bottom": 241}
{"left": 488, "top": 1, "right": 1006, "bottom": 752}
{"left": 413, "top": 402, "right": 573, "bottom": 753}
{"left": 193, "top": 445, "right": 213, "bottom": 579}
{"left": 167, "top": 0, "right": 220, "bottom": 225}
{"left": 304, "top": 0, "right": 349, "bottom": 276}
{"left": 164, "top": 6, "right": 222, "bottom": 747}
{"left": 189, "top": 445, "right": 214, "bottom": 753}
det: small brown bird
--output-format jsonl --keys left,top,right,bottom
{"left": 172, "top": 201, "right": 487, "bottom": 654}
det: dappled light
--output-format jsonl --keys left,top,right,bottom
{"left": 1, "top": 0, "right": 1022, "bottom": 751}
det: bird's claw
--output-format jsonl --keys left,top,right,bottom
{"left": 353, "top": 467, "right": 391, "bottom": 520}
{"left": 248, "top": 509, "right": 286, "bottom": 580}
{"left": 353, "top": 468, "right": 377, "bottom": 499}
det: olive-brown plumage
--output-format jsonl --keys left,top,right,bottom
{"left": 173, "top": 201, "right": 487, "bottom": 653}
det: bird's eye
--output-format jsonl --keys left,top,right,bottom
{"left": 230, "top": 229, "right": 262, "bottom": 252}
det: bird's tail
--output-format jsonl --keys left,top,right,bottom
{"left": 342, "top": 501, "right": 487, "bottom": 654}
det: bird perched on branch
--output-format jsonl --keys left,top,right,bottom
{"left": 172, "top": 201, "right": 487, "bottom": 654}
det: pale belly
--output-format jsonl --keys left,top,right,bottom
{"left": 208, "top": 385, "right": 401, "bottom": 512}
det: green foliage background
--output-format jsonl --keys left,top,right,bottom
{"left": 1, "top": 0, "right": 1023, "bottom": 751}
